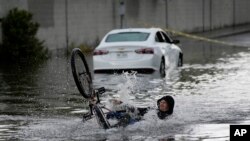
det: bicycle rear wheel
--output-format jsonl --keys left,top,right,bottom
{"left": 93, "top": 105, "right": 111, "bottom": 129}
{"left": 71, "top": 48, "right": 93, "bottom": 98}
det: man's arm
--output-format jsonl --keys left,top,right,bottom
{"left": 109, "top": 99, "right": 150, "bottom": 116}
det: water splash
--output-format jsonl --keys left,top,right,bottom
{"left": 113, "top": 71, "right": 138, "bottom": 104}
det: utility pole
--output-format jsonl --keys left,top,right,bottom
{"left": 119, "top": 1, "right": 125, "bottom": 29}
{"left": 65, "top": 0, "right": 69, "bottom": 52}
{"left": 0, "top": 18, "right": 2, "bottom": 44}
{"left": 209, "top": 0, "right": 212, "bottom": 31}
{"left": 233, "top": 0, "right": 236, "bottom": 27}
{"left": 165, "top": 0, "right": 168, "bottom": 28}
{"left": 202, "top": 0, "right": 205, "bottom": 32}
{"left": 65, "top": 0, "right": 69, "bottom": 92}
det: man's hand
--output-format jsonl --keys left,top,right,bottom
{"left": 90, "top": 97, "right": 97, "bottom": 105}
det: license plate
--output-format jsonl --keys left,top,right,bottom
{"left": 116, "top": 52, "right": 127, "bottom": 58}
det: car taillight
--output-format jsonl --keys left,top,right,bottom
{"left": 93, "top": 50, "right": 109, "bottom": 55}
{"left": 135, "top": 48, "right": 154, "bottom": 54}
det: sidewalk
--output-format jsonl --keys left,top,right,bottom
{"left": 194, "top": 24, "right": 250, "bottom": 39}
{"left": 174, "top": 24, "right": 250, "bottom": 48}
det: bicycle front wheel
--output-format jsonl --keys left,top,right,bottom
{"left": 71, "top": 48, "right": 93, "bottom": 98}
{"left": 93, "top": 105, "right": 111, "bottom": 129}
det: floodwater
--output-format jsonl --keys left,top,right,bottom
{"left": 1, "top": 33, "right": 250, "bottom": 140}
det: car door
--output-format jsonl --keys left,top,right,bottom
{"left": 160, "top": 31, "right": 179, "bottom": 66}
{"left": 154, "top": 31, "right": 170, "bottom": 68}
{"left": 155, "top": 31, "right": 167, "bottom": 55}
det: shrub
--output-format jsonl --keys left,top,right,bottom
{"left": 67, "top": 38, "right": 100, "bottom": 55}
{"left": 0, "top": 8, "right": 49, "bottom": 63}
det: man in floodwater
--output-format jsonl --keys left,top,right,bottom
{"left": 106, "top": 95, "right": 175, "bottom": 127}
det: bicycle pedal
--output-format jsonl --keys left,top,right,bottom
{"left": 82, "top": 113, "right": 92, "bottom": 121}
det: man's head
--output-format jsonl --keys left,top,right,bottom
{"left": 158, "top": 99, "right": 169, "bottom": 112}
{"left": 157, "top": 95, "right": 175, "bottom": 115}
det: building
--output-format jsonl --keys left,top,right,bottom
{"left": 1, "top": 0, "right": 250, "bottom": 50}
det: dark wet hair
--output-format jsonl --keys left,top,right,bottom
{"left": 157, "top": 95, "right": 175, "bottom": 115}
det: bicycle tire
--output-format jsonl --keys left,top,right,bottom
{"left": 93, "top": 105, "right": 111, "bottom": 129}
{"left": 71, "top": 48, "right": 93, "bottom": 98}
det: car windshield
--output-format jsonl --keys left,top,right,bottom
{"left": 105, "top": 32, "right": 150, "bottom": 42}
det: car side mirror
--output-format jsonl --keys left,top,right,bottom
{"left": 172, "top": 40, "right": 180, "bottom": 44}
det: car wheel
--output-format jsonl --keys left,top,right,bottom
{"left": 177, "top": 53, "right": 183, "bottom": 67}
{"left": 160, "top": 59, "right": 166, "bottom": 77}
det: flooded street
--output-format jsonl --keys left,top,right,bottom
{"left": 1, "top": 33, "right": 250, "bottom": 140}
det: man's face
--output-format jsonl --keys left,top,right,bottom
{"left": 159, "top": 99, "right": 169, "bottom": 112}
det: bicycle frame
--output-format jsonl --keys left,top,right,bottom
{"left": 82, "top": 87, "right": 107, "bottom": 121}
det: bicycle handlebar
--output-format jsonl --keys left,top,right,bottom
{"left": 95, "top": 87, "right": 105, "bottom": 95}
{"left": 94, "top": 87, "right": 105, "bottom": 104}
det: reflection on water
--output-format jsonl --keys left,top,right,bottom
{"left": 1, "top": 36, "right": 250, "bottom": 140}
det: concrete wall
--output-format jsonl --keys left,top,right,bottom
{"left": 235, "top": 0, "right": 250, "bottom": 25}
{"left": 1, "top": 0, "right": 250, "bottom": 49}
{"left": 210, "top": 0, "right": 234, "bottom": 30}
{"left": 30, "top": 0, "right": 119, "bottom": 49}
{"left": 125, "top": 0, "right": 166, "bottom": 28}
{"left": 166, "top": 0, "right": 248, "bottom": 32}
{"left": 167, "top": 0, "right": 203, "bottom": 32}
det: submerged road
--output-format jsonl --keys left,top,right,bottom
{"left": 0, "top": 31, "right": 250, "bottom": 140}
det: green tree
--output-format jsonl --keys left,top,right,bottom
{"left": 0, "top": 8, "right": 49, "bottom": 63}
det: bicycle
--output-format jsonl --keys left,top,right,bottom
{"left": 70, "top": 48, "right": 111, "bottom": 129}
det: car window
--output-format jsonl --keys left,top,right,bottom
{"left": 155, "top": 32, "right": 165, "bottom": 42}
{"left": 105, "top": 32, "right": 150, "bottom": 42}
{"left": 161, "top": 31, "right": 172, "bottom": 43}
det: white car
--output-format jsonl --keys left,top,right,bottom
{"left": 93, "top": 28, "right": 183, "bottom": 76}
